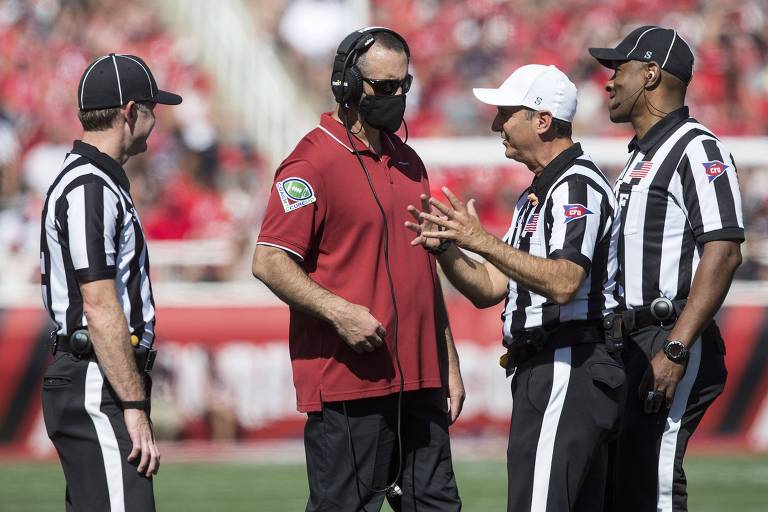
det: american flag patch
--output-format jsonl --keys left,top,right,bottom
{"left": 523, "top": 214, "right": 539, "bottom": 234}
{"left": 630, "top": 161, "right": 653, "bottom": 179}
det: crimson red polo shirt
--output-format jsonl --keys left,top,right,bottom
{"left": 257, "top": 113, "right": 443, "bottom": 412}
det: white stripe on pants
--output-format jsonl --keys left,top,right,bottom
{"left": 531, "top": 346, "right": 572, "bottom": 511}
{"left": 657, "top": 340, "right": 702, "bottom": 511}
{"left": 84, "top": 362, "right": 125, "bottom": 512}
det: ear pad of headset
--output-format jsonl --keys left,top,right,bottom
{"left": 344, "top": 65, "right": 364, "bottom": 104}
{"left": 331, "top": 54, "right": 349, "bottom": 103}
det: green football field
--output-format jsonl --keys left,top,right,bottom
{"left": 1, "top": 455, "right": 767, "bottom": 511}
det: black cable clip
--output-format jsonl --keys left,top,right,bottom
{"left": 603, "top": 314, "right": 624, "bottom": 353}
{"left": 49, "top": 328, "right": 59, "bottom": 355}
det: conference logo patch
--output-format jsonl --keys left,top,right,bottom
{"left": 277, "top": 178, "right": 316, "bottom": 212}
{"left": 702, "top": 160, "right": 728, "bottom": 183}
{"left": 563, "top": 203, "right": 593, "bottom": 223}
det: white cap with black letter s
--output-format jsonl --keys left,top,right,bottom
{"left": 472, "top": 64, "right": 577, "bottom": 122}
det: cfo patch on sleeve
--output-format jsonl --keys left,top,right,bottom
{"left": 277, "top": 178, "right": 316, "bottom": 212}
{"left": 563, "top": 203, "right": 593, "bottom": 223}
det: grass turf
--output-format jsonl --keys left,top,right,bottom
{"left": 1, "top": 455, "right": 767, "bottom": 511}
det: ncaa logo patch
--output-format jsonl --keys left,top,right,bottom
{"left": 277, "top": 177, "right": 316, "bottom": 212}
{"left": 702, "top": 160, "right": 729, "bottom": 183}
{"left": 563, "top": 203, "right": 593, "bottom": 223}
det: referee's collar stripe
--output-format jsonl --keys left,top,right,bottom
{"left": 111, "top": 54, "right": 123, "bottom": 106}
{"left": 531, "top": 142, "right": 584, "bottom": 198}
{"left": 628, "top": 107, "right": 690, "bottom": 152}
{"left": 71, "top": 140, "right": 131, "bottom": 191}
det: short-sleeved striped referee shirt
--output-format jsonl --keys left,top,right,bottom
{"left": 40, "top": 140, "right": 156, "bottom": 348}
{"left": 614, "top": 107, "right": 744, "bottom": 309}
{"left": 502, "top": 143, "right": 620, "bottom": 342}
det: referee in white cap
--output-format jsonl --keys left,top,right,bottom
{"left": 40, "top": 54, "right": 181, "bottom": 511}
{"left": 407, "top": 64, "right": 623, "bottom": 511}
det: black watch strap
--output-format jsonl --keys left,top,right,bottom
{"left": 426, "top": 239, "right": 452, "bottom": 256}
{"left": 121, "top": 399, "right": 150, "bottom": 412}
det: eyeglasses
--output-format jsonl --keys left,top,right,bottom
{"left": 361, "top": 74, "right": 413, "bottom": 96}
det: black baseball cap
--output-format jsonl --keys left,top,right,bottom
{"left": 589, "top": 26, "right": 694, "bottom": 84}
{"left": 77, "top": 53, "right": 182, "bottom": 110}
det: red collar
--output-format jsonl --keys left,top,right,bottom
{"left": 317, "top": 112, "right": 401, "bottom": 158}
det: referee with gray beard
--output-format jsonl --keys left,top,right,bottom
{"left": 40, "top": 54, "right": 181, "bottom": 511}
{"left": 408, "top": 64, "right": 624, "bottom": 511}
{"left": 589, "top": 26, "right": 744, "bottom": 512}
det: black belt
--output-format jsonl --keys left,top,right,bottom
{"left": 53, "top": 332, "right": 156, "bottom": 373}
{"left": 502, "top": 320, "right": 605, "bottom": 371}
{"left": 604, "top": 298, "right": 687, "bottom": 337}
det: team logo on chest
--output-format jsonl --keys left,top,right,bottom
{"left": 702, "top": 160, "right": 728, "bottom": 183}
{"left": 277, "top": 177, "right": 316, "bottom": 212}
{"left": 563, "top": 203, "right": 593, "bottom": 223}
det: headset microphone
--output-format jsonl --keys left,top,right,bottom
{"left": 613, "top": 78, "right": 671, "bottom": 118}
{"left": 612, "top": 82, "right": 647, "bottom": 109}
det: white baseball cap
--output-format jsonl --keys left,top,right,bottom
{"left": 472, "top": 64, "right": 577, "bottom": 122}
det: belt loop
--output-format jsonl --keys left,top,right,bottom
{"left": 49, "top": 329, "right": 59, "bottom": 355}
{"left": 623, "top": 309, "right": 636, "bottom": 332}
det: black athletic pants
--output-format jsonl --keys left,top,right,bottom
{"left": 303, "top": 388, "right": 461, "bottom": 512}
{"left": 607, "top": 322, "right": 727, "bottom": 512}
{"left": 507, "top": 341, "right": 625, "bottom": 512}
{"left": 41, "top": 351, "right": 155, "bottom": 512}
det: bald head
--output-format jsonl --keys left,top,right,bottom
{"left": 356, "top": 31, "right": 409, "bottom": 77}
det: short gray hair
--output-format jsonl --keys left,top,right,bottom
{"left": 524, "top": 108, "right": 572, "bottom": 139}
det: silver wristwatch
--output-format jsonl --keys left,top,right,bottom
{"left": 663, "top": 339, "right": 689, "bottom": 364}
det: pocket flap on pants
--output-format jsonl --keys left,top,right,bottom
{"left": 589, "top": 362, "right": 625, "bottom": 389}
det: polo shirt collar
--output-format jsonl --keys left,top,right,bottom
{"left": 628, "top": 106, "right": 690, "bottom": 153}
{"left": 317, "top": 112, "right": 387, "bottom": 157}
{"left": 71, "top": 140, "right": 131, "bottom": 191}
{"left": 530, "top": 142, "right": 584, "bottom": 198}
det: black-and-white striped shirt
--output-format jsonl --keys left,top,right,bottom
{"left": 614, "top": 107, "right": 744, "bottom": 309}
{"left": 40, "top": 140, "right": 155, "bottom": 348}
{"left": 502, "top": 143, "right": 620, "bottom": 341}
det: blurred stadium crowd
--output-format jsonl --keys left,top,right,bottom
{"left": 1, "top": 0, "right": 766, "bottom": 283}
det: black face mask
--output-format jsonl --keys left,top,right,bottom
{"left": 358, "top": 94, "right": 406, "bottom": 133}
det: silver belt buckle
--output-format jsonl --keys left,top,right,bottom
{"left": 649, "top": 297, "right": 674, "bottom": 322}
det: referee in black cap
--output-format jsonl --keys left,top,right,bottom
{"left": 40, "top": 54, "right": 181, "bottom": 511}
{"left": 589, "top": 27, "right": 744, "bottom": 512}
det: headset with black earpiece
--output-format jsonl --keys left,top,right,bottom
{"left": 330, "top": 27, "right": 410, "bottom": 107}
{"left": 643, "top": 67, "right": 671, "bottom": 116}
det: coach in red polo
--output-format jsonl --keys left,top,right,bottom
{"left": 251, "top": 28, "right": 463, "bottom": 511}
